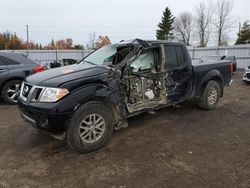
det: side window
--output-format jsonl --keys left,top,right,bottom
{"left": 130, "top": 50, "right": 154, "bottom": 72}
{"left": 0, "top": 56, "right": 20, "bottom": 65}
{"left": 176, "top": 46, "right": 186, "bottom": 66}
{"left": 165, "top": 46, "right": 178, "bottom": 68}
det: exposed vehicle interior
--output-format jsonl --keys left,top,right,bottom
{"left": 124, "top": 47, "right": 166, "bottom": 113}
{"left": 80, "top": 43, "right": 192, "bottom": 113}
{"left": 124, "top": 44, "right": 192, "bottom": 113}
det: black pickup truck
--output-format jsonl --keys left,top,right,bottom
{"left": 18, "top": 39, "right": 233, "bottom": 153}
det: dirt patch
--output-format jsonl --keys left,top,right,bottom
{"left": 0, "top": 71, "right": 250, "bottom": 187}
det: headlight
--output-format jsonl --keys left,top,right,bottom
{"left": 39, "top": 87, "right": 69, "bottom": 102}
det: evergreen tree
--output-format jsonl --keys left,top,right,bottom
{"left": 235, "top": 20, "right": 250, "bottom": 45}
{"left": 51, "top": 39, "right": 55, "bottom": 47}
{"left": 156, "top": 7, "right": 175, "bottom": 40}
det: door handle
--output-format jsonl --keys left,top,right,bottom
{"left": 0, "top": 69, "right": 7, "bottom": 73}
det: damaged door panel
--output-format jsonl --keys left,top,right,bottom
{"left": 124, "top": 45, "right": 166, "bottom": 113}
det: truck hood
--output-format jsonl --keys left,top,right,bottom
{"left": 25, "top": 63, "right": 108, "bottom": 87}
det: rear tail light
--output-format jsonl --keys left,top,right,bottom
{"left": 32, "top": 65, "right": 45, "bottom": 73}
{"left": 230, "top": 63, "right": 233, "bottom": 75}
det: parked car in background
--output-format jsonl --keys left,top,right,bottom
{"left": 50, "top": 59, "right": 78, "bottom": 69}
{"left": 0, "top": 52, "right": 44, "bottom": 104}
{"left": 222, "top": 56, "right": 237, "bottom": 72}
{"left": 243, "top": 65, "right": 250, "bottom": 83}
{"left": 199, "top": 55, "right": 237, "bottom": 72}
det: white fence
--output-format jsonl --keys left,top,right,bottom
{"left": 1, "top": 50, "right": 92, "bottom": 68}
{"left": 187, "top": 45, "right": 250, "bottom": 68}
{"left": 2, "top": 44, "right": 250, "bottom": 68}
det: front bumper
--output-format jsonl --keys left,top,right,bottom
{"left": 18, "top": 99, "right": 76, "bottom": 134}
{"left": 243, "top": 76, "right": 250, "bottom": 82}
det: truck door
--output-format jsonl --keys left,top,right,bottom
{"left": 164, "top": 45, "right": 193, "bottom": 103}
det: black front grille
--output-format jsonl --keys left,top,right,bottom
{"left": 22, "top": 83, "right": 32, "bottom": 98}
{"left": 20, "top": 82, "right": 45, "bottom": 103}
{"left": 30, "top": 88, "right": 43, "bottom": 101}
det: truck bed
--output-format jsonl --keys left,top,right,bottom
{"left": 191, "top": 60, "right": 232, "bottom": 98}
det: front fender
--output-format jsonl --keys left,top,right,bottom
{"left": 71, "top": 83, "right": 127, "bottom": 126}
{"left": 72, "top": 83, "right": 122, "bottom": 105}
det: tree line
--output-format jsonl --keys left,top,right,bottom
{"left": 156, "top": 0, "right": 250, "bottom": 46}
{"left": 0, "top": 31, "right": 85, "bottom": 50}
{"left": 0, "top": 31, "right": 111, "bottom": 50}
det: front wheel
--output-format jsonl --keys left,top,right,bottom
{"left": 199, "top": 81, "right": 220, "bottom": 110}
{"left": 1, "top": 80, "right": 22, "bottom": 104}
{"left": 67, "top": 101, "right": 114, "bottom": 153}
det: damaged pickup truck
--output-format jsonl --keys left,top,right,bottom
{"left": 18, "top": 39, "right": 233, "bottom": 153}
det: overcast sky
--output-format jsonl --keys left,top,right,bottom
{"left": 1, "top": 0, "right": 249, "bottom": 47}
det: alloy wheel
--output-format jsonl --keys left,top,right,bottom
{"left": 207, "top": 87, "right": 218, "bottom": 105}
{"left": 79, "top": 114, "right": 106, "bottom": 143}
{"left": 6, "top": 83, "right": 21, "bottom": 103}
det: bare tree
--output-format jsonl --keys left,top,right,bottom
{"left": 95, "top": 36, "right": 111, "bottom": 49}
{"left": 195, "top": 1, "right": 213, "bottom": 47}
{"left": 88, "top": 32, "right": 96, "bottom": 49}
{"left": 214, "top": 0, "right": 235, "bottom": 46}
{"left": 174, "top": 12, "right": 193, "bottom": 46}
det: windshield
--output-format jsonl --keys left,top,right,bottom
{"left": 81, "top": 44, "right": 118, "bottom": 66}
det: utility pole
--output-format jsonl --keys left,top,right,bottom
{"left": 26, "top": 25, "right": 29, "bottom": 50}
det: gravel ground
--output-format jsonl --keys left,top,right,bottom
{"left": 0, "top": 70, "right": 249, "bottom": 188}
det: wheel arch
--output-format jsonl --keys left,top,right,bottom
{"left": 90, "top": 96, "right": 122, "bottom": 126}
{"left": 0, "top": 77, "right": 24, "bottom": 91}
{"left": 199, "top": 70, "right": 224, "bottom": 98}
{"left": 72, "top": 84, "right": 127, "bottom": 127}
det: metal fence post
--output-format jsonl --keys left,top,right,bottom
{"left": 55, "top": 50, "right": 58, "bottom": 61}
{"left": 81, "top": 50, "right": 84, "bottom": 59}
{"left": 192, "top": 47, "right": 195, "bottom": 59}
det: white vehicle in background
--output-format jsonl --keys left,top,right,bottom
{"left": 243, "top": 65, "right": 250, "bottom": 83}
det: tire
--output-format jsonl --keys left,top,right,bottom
{"left": 67, "top": 101, "right": 115, "bottom": 153}
{"left": 199, "top": 80, "right": 220, "bottom": 111}
{"left": 1, "top": 80, "right": 22, "bottom": 105}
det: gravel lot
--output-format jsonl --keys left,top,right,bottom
{"left": 0, "top": 70, "right": 249, "bottom": 188}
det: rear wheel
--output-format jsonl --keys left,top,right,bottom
{"left": 1, "top": 80, "right": 22, "bottom": 104}
{"left": 67, "top": 101, "right": 114, "bottom": 153}
{"left": 199, "top": 80, "right": 220, "bottom": 110}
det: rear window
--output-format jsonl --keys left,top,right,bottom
{"left": 0, "top": 53, "right": 37, "bottom": 66}
{"left": 0, "top": 56, "right": 20, "bottom": 65}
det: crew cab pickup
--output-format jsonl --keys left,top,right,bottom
{"left": 18, "top": 39, "right": 233, "bottom": 153}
